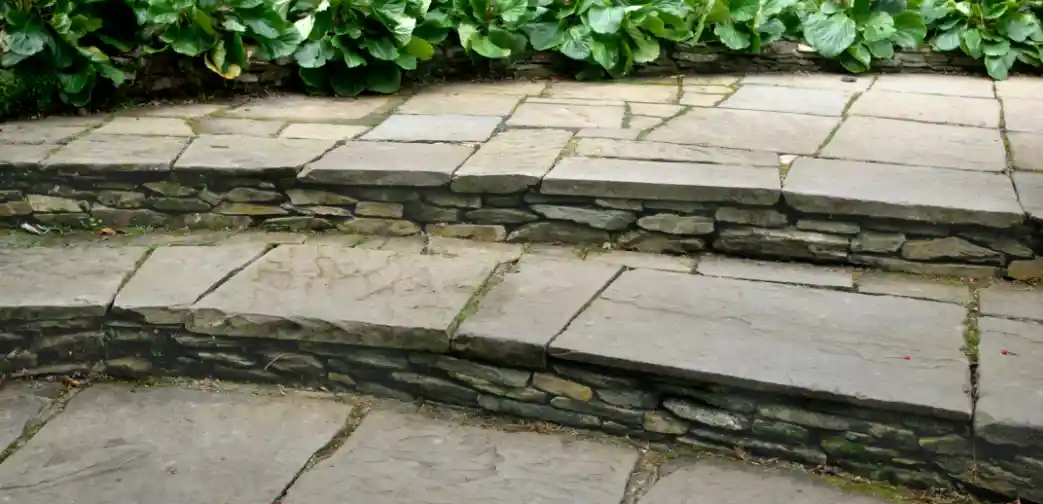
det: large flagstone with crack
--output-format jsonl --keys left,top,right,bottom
{"left": 645, "top": 107, "right": 839, "bottom": 154}
{"left": 0, "top": 385, "right": 350, "bottom": 504}
{"left": 549, "top": 269, "right": 972, "bottom": 418}
{"left": 186, "top": 245, "right": 498, "bottom": 352}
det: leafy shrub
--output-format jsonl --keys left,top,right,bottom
{"left": 924, "top": 0, "right": 1043, "bottom": 78}
{"left": 712, "top": 0, "right": 805, "bottom": 53}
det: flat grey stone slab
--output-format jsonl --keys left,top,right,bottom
{"left": 585, "top": 250, "right": 696, "bottom": 272}
{"left": 551, "top": 270, "right": 972, "bottom": 418}
{"left": 719, "top": 85, "right": 855, "bottom": 116}
{"left": 979, "top": 282, "right": 1043, "bottom": 322}
{"left": 547, "top": 81, "right": 678, "bottom": 102}
{"left": 642, "top": 458, "right": 890, "bottom": 504}
{"left": 194, "top": 117, "right": 285, "bottom": 137}
{"left": 856, "top": 273, "right": 971, "bottom": 304}
{"left": 0, "top": 247, "right": 148, "bottom": 321}
{"left": 0, "top": 384, "right": 59, "bottom": 451}
{"left": 739, "top": 73, "right": 874, "bottom": 91}
{"left": 506, "top": 102, "right": 625, "bottom": 129}
{"left": 696, "top": 255, "right": 853, "bottom": 288}
{"left": 113, "top": 244, "right": 268, "bottom": 325}
{"left": 996, "top": 77, "right": 1043, "bottom": 99}
{"left": 188, "top": 246, "right": 497, "bottom": 352}
{"left": 299, "top": 141, "right": 474, "bottom": 186}
{"left": 871, "top": 74, "right": 995, "bottom": 98}
{"left": 280, "top": 123, "right": 369, "bottom": 140}
{"left": 1014, "top": 172, "right": 1043, "bottom": 222}
{"left": 0, "top": 120, "right": 96, "bottom": 144}
{"left": 646, "top": 108, "right": 839, "bottom": 155}
{"left": 396, "top": 92, "right": 522, "bottom": 116}
{"left": 0, "top": 385, "right": 350, "bottom": 504}
{"left": 224, "top": 95, "right": 392, "bottom": 121}
{"left": 848, "top": 90, "right": 1000, "bottom": 127}
{"left": 42, "top": 134, "right": 191, "bottom": 172}
{"left": 426, "top": 81, "right": 548, "bottom": 96}
{"left": 1003, "top": 98, "right": 1043, "bottom": 133}
{"left": 282, "top": 408, "right": 638, "bottom": 504}
{"left": 174, "top": 135, "right": 335, "bottom": 175}
{"left": 820, "top": 117, "right": 1006, "bottom": 171}
{"left": 93, "top": 117, "right": 194, "bottom": 136}
{"left": 1008, "top": 132, "right": 1043, "bottom": 171}
{"left": 454, "top": 257, "right": 622, "bottom": 367}
{"left": 783, "top": 158, "right": 1024, "bottom": 228}
{"left": 575, "top": 138, "right": 778, "bottom": 166}
{"left": 0, "top": 144, "right": 58, "bottom": 167}
{"left": 362, "top": 114, "right": 500, "bottom": 142}
{"left": 542, "top": 157, "right": 781, "bottom": 205}
{"left": 426, "top": 236, "right": 524, "bottom": 263}
{"left": 975, "top": 317, "right": 1043, "bottom": 448}
{"left": 451, "top": 129, "right": 574, "bottom": 193}
{"left": 133, "top": 103, "right": 230, "bottom": 118}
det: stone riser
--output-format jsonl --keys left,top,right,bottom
{"left": 1, "top": 173, "right": 1038, "bottom": 279}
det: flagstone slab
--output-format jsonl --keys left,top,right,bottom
{"left": 396, "top": 92, "right": 522, "bottom": 116}
{"left": 0, "top": 385, "right": 350, "bottom": 504}
{"left": 194, "top": 117, "right": 285, "bottom": 137}
{"left": 187, "top": 246, "right": 497, "bottom": 352}
{"left": 0, "top": 384, "right": 60, "bottom": 451}
{"left": 424, "top": 81, "right": 548, "bottom": 95}
{"left": 574, "top": 138, "right": 779, "bottom": 166}
{"left": 451, "top": 129, "right": 574, "bottom": 193}
{"left": 93, "top": 117, "right": 194, "bottom": 136}
{"left": 280, "top": 123, "right": 369, "bottom": 140}
{"left": 281, "top": 409, "right": 638, "bottom": 504}
{"left": 871, "top": 74, "right": 995, "bottom": 98}
{"left": 0, "top": 247, "right": 148, "bottom": 321}
{"left": 506, "top": 103, "right": 625, "bottom": 129}
{"left": 0, "top": 120, "right": 96, "bottom": 145}
{"left": 224, "top": 95, "right": 392, "bottom": 121}
{"left": 848, "top": 90, "right": 1001, "bottom": 127}
{"left": 1008, "top": 132, "right": 1043, "bottom": 171}
{"left": 0, "top": 144, "right": 59, "bottom": 167}
{"left": 979, "top": 282, "right": 1043, "bottom": 322}
{"left": 174, "top": 135, "right": 336, "bottom": 175}
{"left": 362, "top": 114, "right": 501, "bottom": 142}
{"left": 696, "top": 255, "right": 853, "bottom": 288}
{"left": 134, "top": 103, "right": 230, "bottom": 118}
{"left": 300, "top": 141, "right": 474, "bottom": 186}
{"left": 995, "top": 77, "right": 1043, "bottom": 99}
{"left": 783, "top": 158, "right": 1024, "bottom": 228}
{"left": 820, "top": 117, "right": 1006, "bottom": 171}
{"left": 550, "top": 270, "right": 972, "bottom": 418}
{"left": 719, "top": 85, "right": 855, "bottom": 116}
{"left": 547, "top": 82, "right": 678, "bottom": 103}
{"left": 541, "top": 157, "right": 781, "bottom": 205}
{"left": 975, "top": 317, "right": 1043, "bottom": 447}
{"left": 646, "top": 108, "right": 839, "bottom": 154}
{"left": 1013, "top": 172, "right": 1043, "bottom": 222}
{"left": 739, "top": 73, "right": 874, "bottom": 91}
{"left": 113, "top": 244, "right": 268, "bottom": 325}
{"left": 1002, "top": 98, "right": 1043, "bottom": 133}
{"left": 41, "top": 135, "right": 190, "bottom": 172}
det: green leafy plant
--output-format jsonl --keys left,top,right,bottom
{"left": 925, "top": 0, "right": 1043, "bottom": 78}
{"left": 294, "top": 0, "right": 441, "bottom": 95}
{"left": 803, "top": 0, "right": 927, "bottom": 72}
{"left": 450, "top": 0, "right": 538, "bottom": 58}
{"left": 712, "top": 0, "right": 804, "bottom": 52}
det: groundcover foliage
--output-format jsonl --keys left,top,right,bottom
{"left": 1, "top": 0, "right": 1041, "bottom": 105}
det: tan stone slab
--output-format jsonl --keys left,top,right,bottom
{"left": 547, "top": 82, "right": 677, "bottom": 103}
{"left": 720, "top": 85, "right": 856, "bottom": 116}
{"left": 43, "top": 134, "right": 191, "bottom": 172}
{"left": 194, "top": 117, "right": 285, "bottom": 137}
{"left": 871, "top": 74, "right": 995, "bottom": 98}
{"left": 426, "top": 236, "right": 523, "bottom": 263}
{"left": 300, "top": 141, "right": 474, "bottom": 186}
{"left": 527, "top": 97, "right": 627, "bottom": 106}
{"left": 586, "top": 249, "right": 696, "bottom": 272}
{"left": 397, "top": 92, "right": 522, "bottom": 116}
{"left": 627, "top": 116, "right": 662, "bottom": 130}
{"left": 174, "top": 135, "right": 336, "bottom": 175}
{"left": 133, "top": 103, "right": 230, "bottom": 118}
{"left": 976, "top": 317, "right": 1043, "bottom": 451}
{"left": 980, "top": 281, "right": 1043, "bottom": 322}
{"left": 740, "top": 73, "right": 874, "bottom": 91}
{"left": 0, "top": 384, "right": 60, "bottom": 451}
{"left": 506, "top": 102, "right": 625, "bottom": 129}
{"left": 451, "top": 129, "right": 573, "bottom": 193}
{"left": 848, "top": 90, "right": 1000, "bottom": 128}
{"left": 821, "top": 117, "right": 1006, "bottom": 171}
{"left": 683, "top": 85, "right": 733, "bottom": 94}
{"left": 697, "top": 255, "right": 853, "bottom": 288}
{"left": 628, "top": 103, "right": 683, "bottom": 117}
{"left": 423, "top": 80, "right": 548, "bottom": 95}
{"left": 362, "top": 114, "right": 501, "bottom": 142}
{"left": 995, "top": 76, "right": 1043, "bottom": 99}
{"left": 224, "top": 95, "right": 391, "bottom": 121}
{"left": 1014, "top": 172, "right": 1043, "bottom": 222}
{"left": 646, "top": 108, "right": 839, "bottom": 155}
{"left": 679, "top": 93, "right": 726, "bottom": 106}
{"left": 1009, "top": 131, "right": 1043, "bottom": 171}
{"left": 280, "top": 123, "right": 369, "bottom": 140}
{"left": 856, "top": 272, "right": 970, "bottom": 304}
{"left": 682, "top": 75, "right": 740, "bottom": 86}
{"left": 93, "top": 117, "right": 195, "bottom": 136}
{"left": 1002, "top": 98, "right": 1043, "bottom": 133}
{"left": 575, "top": 138, "right": 778, "bottom": 166}
{"left": 576, "top": 128, "right": 640, "bottom": 139}
{"left": 0, "top": 144, "right": 59, "bottom": 167}
{"left": 0, "top": 120, "right": 97, "bottom": 144}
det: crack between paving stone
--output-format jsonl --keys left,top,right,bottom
{"left": 0, "top": 385, "right": 83, "bottom": 465}
{"left": 106, "top": 247, "right": 157, "bottom": 317}
{"left": 617, "top": 447, "right": 672, "bottom": 504}
{"left": 544, "top": 264, "right": 625, "bottom": 351}
{"left": 447, "top": 258, "right": 517, "bottom": 337}
{"left": 189, "top": 244, "right": 274, "bottom": 305}
{"left": 963, "top": 284, "right": 982, "bottom": 476}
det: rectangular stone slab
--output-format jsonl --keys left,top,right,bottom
{"left": 0, "top": 384, "right": 60, "bottom": 451}
{"left": 454, "top": 257, "right": 622, "bottom": 367}
{"left": 174, "top": 135, "right": 336, "bottom": 176}
{"left": 298, "top": 141, "right": 475, "bottom": 186}
{"left": 0, "top": 385, "right": 351, "bottom": 504}
{"left": 975, "top": 317, "right": 1043, "bottom": 448}
{"left": 281, "top": 408, "right": 638, "bottom": 504}
{"left": 113, "top": 244, "right": 269, "bottom": 325}
{"left": 541, "top": 157, "right": 781, "bottom": 205}
{"left": 451, "top": 129, "right": 574, "bottom": 193}
{"left": 187, "top": 246, "right": 498, "bottom": 352}
{"left": 0, "top": 247, "right": 149, "bottom": 321}
{"left": 783, "top": 158, "right": 1024, "bottom": 228}
{"left": 550, "top": 270, "right": 972, "bottom": 419}
{"left": 41, "top": 135, "right": 191, "bottom": 173}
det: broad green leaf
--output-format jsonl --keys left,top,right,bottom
{"left": 191, "top": 7, "right": 216, "bottom": 35}
{"left": 222, "top": 18, "right": 248, "bottom": 32}
{"left": 1015, "top": 46, "right": 1042, "bottom": 66}
{"left": 294, "top": 40, "right": 328, "bottom": 67}
{"left": 714, "top": 21, "right": 751, "bottom": 50}
{"left": 984, "top": 2, "right": 1006, "bottom": 20}
{"left": 983, "top": 39, "right": 1010, "bottom": 57}
{"left": 848, "top": 42, "right": 872, "bottom": 67}
{"left": 161, "top": 22, "right": 215, "bottom": 56}
{"left": 494, "top": 0, "right": 529, "bottom": 24}
{"left": 329, "top": 67, "right": 367, "bottom": 96}
{"left": 590, "top": 37, "right": 619, "bottom": 70}
{"left": 243, "top": 17, "right": 281, "bottom": 39}
{"left": 871, "top": 0, "right": 906, "bottom": 14}
{"left": 365, "top": 64, "right": 403, "bottom": 93}
{"left": 640, "top": 13, "right": 668, "bottom": 37}
{"left": 0, "top": 52, "right": 31, "bottom": 67}
{"left": 57, "top": 70, "right": 89, "bottom": 93}
{"left": 523, "top": 21, "right": 566, "bottom": 50}
{"left": 866, "top": 38, "right": 894, "bottom": 58}
{"left": 560, "top": 25, "right": 592, "bottom": 60}
{"left": 1003, "top": 13, "right": 1039, "bottom": 43}
{"left": 627, "top": 27, "right": 660, "bottom": 62}
{"left": 470, "top": 34, "right": 512, "bottom": 58}
{"left": 395, "top": 52, "right": 417, "bottom": 69}
{"left": 488, "top": 27, "right": 528, "bottom": 54}
{"left": 863, "top": 11, "right": 895, "bottom": 42}
{"left": 586, "top": 6, "right": 626, "bottom": 34}
{"left": 729, "top": 0, "right": 761, "bottom": 22}
{"left": 960, "top": 27, "right": 982, "bottom": 58}
{"left": 985, "top": 55, "right": 1008, "bottom": 79}
{"left": 364, "top": 37, "right": 399, "bottom": 60}
{"left": 457, "top": 22, "right": 478, "bottom": 49}
{"left": 839, "top": 51, "right": 869, "bottom": 72}
{"left": 97, "top": 64, "right": 127, "bottom": 86}
{"left": 953, "top": 1, "right": 971, "bottom": 16}
{"left": 931, "top": 28, "right": 962, "bottom": 51}
{"left": 803, "top": 12, "right": 856, "bottom": 57}
{"left": 405, "top": 36, "right": 435, "bottom": 59}
{"left": 761, "top": 0, "right": 797, "bottom": 18}
{"left": 705, "top": 0, "right": 731, "bottom": 23}
{"left": 5, "top": 20, "right": 49, "bottom": 56}
{"left": 819, "top": 1, "right": 844, "bottom": 14}
{"left": 890, "top": 11, "right": 926, "bottom": 49}
{"left": 343, "top": 48, "right": 367, "bottom": 67}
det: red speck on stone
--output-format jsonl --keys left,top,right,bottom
{"left": 903, "top": 356, "right": 911, "bottom": 360}
{"left": 1002, "top": 349, "right": 1009, "bottom": 355}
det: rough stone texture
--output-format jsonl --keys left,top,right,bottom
{"left": 872, "top": 74, "right": 995, "bottom": 97}
{"left": 851, "top": 231, "right": 905, "bottom": 253}
{"left": 576, "top": 128, "right": 641, "bottom": 139}
{"left": 697, "top": 255, "right": 853, "bottom": 288}
{"left": 1014, "top": 172, "right": 1043, "bottom": 222}
{"left": 506, "top": 103, "right": 625, "bottom": 129}
{"left": 224, "top": 95, "right": 391, "bottom": 121}
{"left": 188, "top": 245, "right": 497, "bottom": 352}
{"left": 848, "top": 90, "right": 1000, "bottom": 128}
{"left": 280, "top": 123, "right": 369, "bottom": 140}
{"left": 113, "top": 244, "right": 268, "bottom": 324}
{"left": 42, "top": 135, "right": 190, "bottom": 172}
{"left": 713, "top": 227, "right": 850, "bottom": 262}
{"left": 784, "top": 158, "right": 1024, "bottom": 228}
{"left": 455, "top": 257, "right": 620, "bottom": 367}
{"left": 0, "top": 120, "right": 96, "bottom": 144}
{"left": 901, "top": 237, "right": 1004, "bottom": 264}
{"left": 451, "top": 129, "right": 574, "bottom": 193}
{"left": 551, "top": 270, "right": 972, "bottom": 418}
{"left": 856, "top": 273, "right": 970, "bottom": 304}
{"left": 740, "top": 73, "right": 873, "bottom": 91}
{"left": 0, "top": 386, "right": 350, "bottom": 504}
{"left": 363, "top": 114, "right": 501, "bottom": 142}
{"left": 585, "top": 250, "right": 696, "bottom": 272}
{"left": 719, "top": 85, "right": 855, "bottom": 116}
{"left": 1002, "top": 98, "right": 1043, "bottom": 133}
{"left": 820, "top": 117, "right": 1006, "bottom": 172}
{"left": 646, "top": 107, "right": 839, "bottom": 154}
{"left": 530, "top": 204, "right": 636, "bottom": 230}
{"left": 299, "top": 142, "right": 474, "bottom": 186}
{"left": 282, "top": 409, "right": 638, "bottom": 504}
{"left": 95, "top": 117, "right": 195, "bottom": 136}
{"left": 0, "top": 144, "right": 57, "bottom": 167}
{"left": 0, "top": 384, "right": 58, "bottom": 450}
{"left": 542, "top": 157, "right": 781, "bottom": 205}
{"left": 396, "top": 92, "right": 522, "bottom": 116}
{"left": 574, "top": 138, "right": 779, "bottom": 166}
{"left": 195, "top": 118, "right": 285, "bottom": 137}
{"left": 548, "top": 82, "right": 677, "bottom": 102}
{"left": 175, "top": 135, "right": 335, "bottom": 174}
{"left": 0, "top": 247, "right": 148, "bottom": 320}
{"left": 975, "top": 317, "right": 1043, "bottom": 447}
{"left": 717, "top": 207, "right": 789, "bottom": 228}
{"left": 979, "top": 282, "right": 1043, "bottom": 322}
{"left": 1008, "top": 131, "right": 1043, "bottom": 171}
{"left": 638, "top": 214, "right": 714, "bottom": 235}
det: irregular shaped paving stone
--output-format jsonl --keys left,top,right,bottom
{"left": 820, "top": 117, "right": 1006, "bottom": 171}
{"left": 506, "top": 103, "right": 625, "bottom": 129}
{"left": 696, "top": 255, "right": 853, "bottom": 288}
{"left": 299, "top": 141, "right": 474, "bottom": 186}
{"left": 280, "top": 123, "right": 369, "bottom": 140}
{"left": 978, "top": 282, "right": 1043, "bottom": 322}
{"left": 396, "top": 92, "right": 522, "bottom": 116}
{"left": 0, "top": 144, "right": 59, "bottom": 167}
{"left": 847, "top": 90, "right": 1001, "bottom": 128}
{"left": 641, "top": 458, "right": 891, "bottom": 504}
{"left": 0, "top": 247, "right": 148, "bottom": 321}
{"left": 574, "top": 138, "right": 778, "bottom": 166}
{"left": 42, "top": 134, "right": 191, "bottom": 172}
{"left": 0, "top": 120, "right": 97, "bottom": 144}
{"left": 646, "top": 108, "right": 839, "bottom": 155}
{"left": 547, "top": 82, "right": 678, "bottom": 102}
{"left": 855, "top": 273, "right": 971, "bottom": 305}
{"left": 281, "top": 408, "right": 638, "bottom": 504}
{"left": 113, "top": 244, "right": 269, "bottom": 325}
{"left": 223, "top": 95, "right": 392, "bottom": 121}
{"left": 739, "top": 73, "right": 874, "bottom": 91}
{"left": 870, "top": 74, "right": 995, "bottom": 98}
{"left": 719, "top": 85, "right": 856, "bottom": 116}
{"left": 194, "top": 117, "right": 286, "bottom": 137}
{"left": 0, "top": 385, "right": 350, "bottom": 504}
{"left": 362, "top": 114, "right": 500, "bottom": 142}
{"left": 0, "top": 383, "right": 61, "bottom": 451}
{"left": 1008, "top": 132, "right": 1043, "bottom": 171}
{"left": 187, "top": 245, "right": 497, "bottom": 352}
{"left": 550, "top": 270, "right": 972, "bottom": 418}
{"left": 451, "top": 129, "right": 573, "bottom": 193}
{"left": 1013, "top": 172, "right": 1043, "bottom": 222}
{"left": 975, "top": 317, "right": 1043, "bottom": 447}
{"left": 542, "top": 157, "right": 780, "bottom": 205}
{"left": 93, "top": 117, "right": 195, "bottom": 136}
{"left": 1000, "top": 98, "right": 1043, "bottom": 133}
{"left": 783, "top": 158, "right": 1024, "bottom": 228}
{"left": 174, "top": 135, "right": 336, "bottom": 176}
{"left": 454, "top": 257, "right": 622, "bottom": 367}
